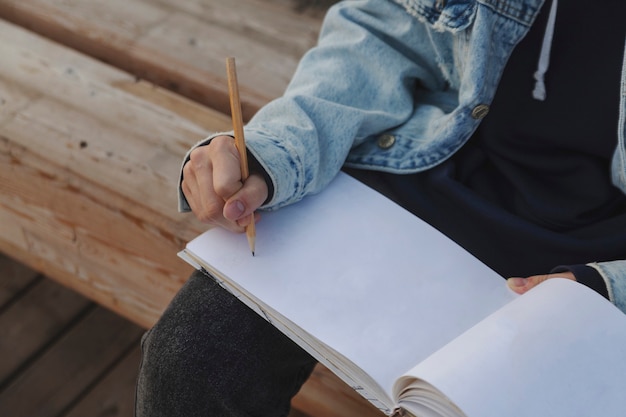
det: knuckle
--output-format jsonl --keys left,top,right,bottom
{"left": 181, "top": 179, "right": 190, "bottom": 196}
{"left": 212, "top": 135, "right": 234, "bottom": 148}
{"left": 188, "top": 147, "right": 201, "bottom": 162}
{"left": 188, "top": 147, "right": 209, "bottom": 168}
{"left": 182, "top": 162, "right": 194, "bottom": 177}
{"left": 214, "top": 181, "right": 240, "bottom": 199}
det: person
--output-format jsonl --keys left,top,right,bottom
{"left": 135, "top": 0, "right": 626, "bottom": 416}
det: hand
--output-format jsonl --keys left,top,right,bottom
{"left": 181, "top": 135, "right": 268, "bottom": 232}
{"left": 507, "top": 271, "right": 576, "bottom": 295}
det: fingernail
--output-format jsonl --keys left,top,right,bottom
{"left": 507, "top": 277, "right": 527, "bottom": 288}
{"left": 224, "top": 200, "right": 245, "bottom": 220}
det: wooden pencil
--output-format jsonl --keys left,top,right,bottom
{"left": 226, "top": 57, "right": 256, "bottom": 256}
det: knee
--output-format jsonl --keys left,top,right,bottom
{"left": 136, "top": 270, "right": 317, "bottom": 416}
{"left": 138, "top": 271, "right": 234, "bottom": 375}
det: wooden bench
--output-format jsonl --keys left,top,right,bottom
{"left": 0, "top": 0, "right": 328, "bottom": 120}
{"left": 0, "top": 1, "right": 382, "bottom": 416}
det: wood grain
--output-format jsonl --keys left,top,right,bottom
{"left": 0, "top": 279, "right": 90, "bottom": 383}
{"left": 0, "top": 254, "right": 39, "bottom": 307}
{"left": 0, "top": 19, "right": 226, "bottom": 328}
{"left": 0, "top": 0, "right": 327, "bottom": 120}
{"left": 0, "top": 307, "right": 142, "bottom": 417}
{"left": 63, "top": 346, "right": 142, "bottom": 417}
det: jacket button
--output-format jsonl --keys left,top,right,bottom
{"left": 377, "top": 134, "right": 396, "bottom": 149}
{"left": 471, "top": 104, "right": 490, "bottom": 119}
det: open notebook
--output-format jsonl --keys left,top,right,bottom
{"left": 179, "top": 172, "right": 626, "bottom": 417}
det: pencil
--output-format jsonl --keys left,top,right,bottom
{"left": 226, "top": 57, "right": 256, "bottom": 256}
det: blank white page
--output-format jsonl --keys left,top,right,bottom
{"left": 184, "top": 172, "right": 516, "bottom": 402}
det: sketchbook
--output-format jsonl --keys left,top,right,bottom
{"left": 179, "top": 172, "right": 626, "bottom": 417}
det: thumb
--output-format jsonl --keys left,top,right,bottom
{"left": 506, "top": 276, "right": 536, "bottom": 294}
{"left": 223, "top": 173, "right": 268, "bottom": 222}
{"left": 507, "top": 274, "right": 552, "bottom": 294}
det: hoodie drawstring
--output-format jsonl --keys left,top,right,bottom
{"left": 532, "top": 0, "right": 558, "bottom": 101}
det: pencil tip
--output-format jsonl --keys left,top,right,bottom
{"left": 252, "top": 251, "right": 255, "bottom": 257}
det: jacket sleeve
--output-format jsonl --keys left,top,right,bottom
{"left": 588, "top": 260, "right": 626, "bottom": 314}
{"left": 241, "top": 0, "right": 445, "bottom": 210}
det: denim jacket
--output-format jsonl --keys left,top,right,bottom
{"left": 179, "top": 0, "right": 626, "bottom": 312}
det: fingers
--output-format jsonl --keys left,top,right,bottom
{"left": 507, "top": 271, "right": 576, "bottom": 294}
{"left": 210, "top": 136, "right": 246, "bottom": 200}
{"left": 181, "top": 136, "right": 269, "bottom": 232}
{"left": 182, "top": 152, "right": 232, "bottom": 230}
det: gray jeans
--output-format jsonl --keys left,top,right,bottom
{"left": 135, "top": 269, "right": 317, "bottom": 417}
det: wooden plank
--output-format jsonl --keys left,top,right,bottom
{"left": 0, "top": 0, "right": 329, "bottom": 120}
{"left": 0, "top": 307, "right": 143, "bottom": 417}
{"left": 0, "top": 278, "right": 91, "bottom": 384}
{"left": 63, "top": 345, "right": 142, "bottom": 417}
{"left": 0, "top": 18, "right": 229, "bottom": 328}
{"left": 0, "top": 253, "right": 39, "bottom": 308}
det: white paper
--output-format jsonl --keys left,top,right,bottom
{"left": 395, "top": 279, "right": 626, "bottom": 417}
{"left": 183, "top": 172, "right": 515, "bottom": 411}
